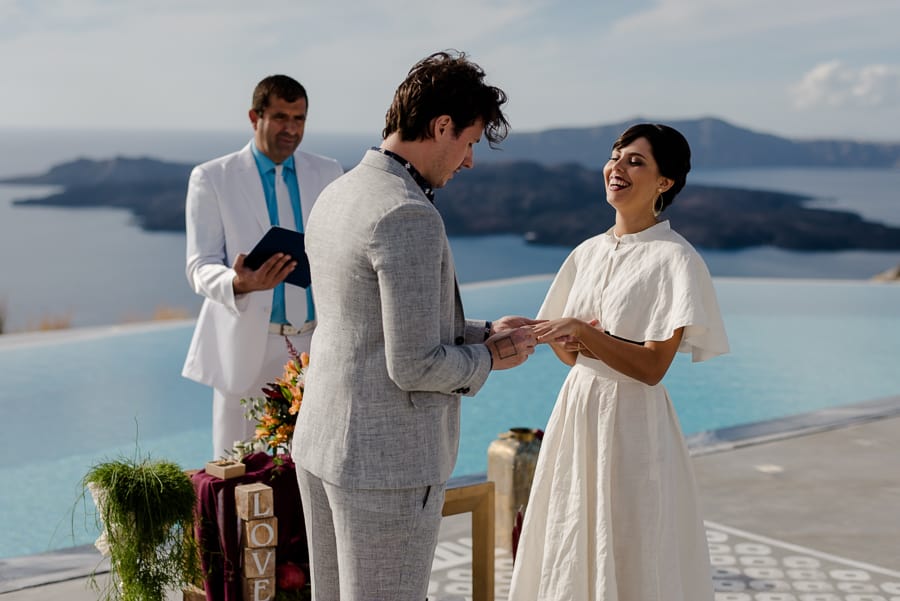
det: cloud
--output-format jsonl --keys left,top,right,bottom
{"left": 2, "top": 0, "right": 900, "bottom": 140}
{"left": 790, "top": 61, "right": 900, "bottom": 109}
{"left": 608, "top": 0, "right": 900, "bottom": 44}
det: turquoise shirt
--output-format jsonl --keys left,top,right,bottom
{"left": 250, "top": 144, "right": 315, "bottom": 324}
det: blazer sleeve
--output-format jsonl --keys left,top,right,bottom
{"left": 184, "top": 165, "right": 243, "bottom": 315}
{"left": 464, "top": 319, "right": 490, "bottom": 344}
{"left": 370, "top": 203, "right": 491, "bottom": 394}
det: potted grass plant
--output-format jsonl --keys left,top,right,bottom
{"left": 84, "top": 454, "right": 201, "bottom": 601}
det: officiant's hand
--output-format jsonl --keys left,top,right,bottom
{"left": 486, "top": 326, "right": 537, "bottom": 370}
{"left": 232, "top": 252, "right": 297, "bottom": 295}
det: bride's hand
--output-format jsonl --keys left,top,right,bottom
{"left": 542, "top": 319, "right": 601, "bottom": 359}
{"left": 532, "top": 318, "right": 589, "bottom": 345}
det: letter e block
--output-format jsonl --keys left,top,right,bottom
{"left": 235, "top": 482, "right": 274, "bottom": 520}
{"left": 243, "top": 546, "right": 276, "bottom": 578}
{"left": 242, "top": 517, "right": 278, "bottom": 548}
{"left": 242, "top": 576, "right": 275, "bottom": 601}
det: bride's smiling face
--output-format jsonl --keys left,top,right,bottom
{"left": 603, "top": 137, "right": 671, "bottom": 216}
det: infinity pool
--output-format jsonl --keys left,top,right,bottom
{"left": 1, "top": 277, "right": 899, "bottom": 558}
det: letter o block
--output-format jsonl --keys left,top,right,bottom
{"left": 242, "top": 517, "right": 278, "bottom": 548}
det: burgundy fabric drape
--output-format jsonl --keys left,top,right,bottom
{"left": 191, "top": 453, "right": 307, "bottom": 601}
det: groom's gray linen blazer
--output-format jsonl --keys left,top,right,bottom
{"left": 291, "top": 149, "right": 493, "bottom": 489}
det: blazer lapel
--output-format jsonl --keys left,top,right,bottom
{"left": 447, "top": 241, "right": 466, "bottom": 326}
{"left": 293, "top": 152, "right": 317, "bottom": 227}
{"left": 235, "top": 143, "right": 272, "bottom": 232}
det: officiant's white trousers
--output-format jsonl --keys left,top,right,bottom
{"left": 296, "top": 467, "right": 446, "bottom": 601}
{"left": 211, "top": 331, "right": 310, "bottom": 458}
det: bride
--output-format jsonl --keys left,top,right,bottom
{"left": 510, "top": 123, "right": 729, "bottom": 601}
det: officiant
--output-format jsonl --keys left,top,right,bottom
{"left": 181, "top": 74, "right": 343, "bottom": 458}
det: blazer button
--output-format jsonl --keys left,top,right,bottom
{"left": 454, "top": 336, "right": 464, "bottom": 345}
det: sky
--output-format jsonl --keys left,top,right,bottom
{"left": 2, "top": 0, "right": 900, "bottom": 143}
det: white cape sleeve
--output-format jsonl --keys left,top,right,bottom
{"left": 536, "top": 249, "right": 578, "bottom": 321}
{"left": 669, "top": 253, "right": 730, "bottom": 362}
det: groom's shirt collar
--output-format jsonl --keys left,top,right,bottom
{"left": 372, "top": 147, "right": 434, "bottom": 203}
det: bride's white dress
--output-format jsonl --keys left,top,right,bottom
{"left": 508, "top": 221, "right": 729, "bottom": 601}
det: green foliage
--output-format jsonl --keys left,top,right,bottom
{"left": 83, "top": 456, "right": 201, "bottom": 601}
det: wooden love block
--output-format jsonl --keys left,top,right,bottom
{"left": 242, "top": 516, "right": 279, "bottom": 548}
{"left": 242, "top": 576, "right": 275, "bottom": 601}
{"left": 243, "top": 546, "right": 276, "bottom": 578}
{"left": 235, "top": 482, "right": 274, "bottom": 520}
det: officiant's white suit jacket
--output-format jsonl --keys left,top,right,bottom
{"left": 182, "top": 142, "right": 343, "bottom": 395}
{"left": 291, "top": 149, "right": 493, "bottom": 489}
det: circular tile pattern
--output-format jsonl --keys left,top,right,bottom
{"left": 831, "top": 569, "right": 873, "bottom": 582}
{"left": 793, "top": 580, "right": 835, "bottom": 592}
{"left": 735, "top": 542, "right": 772, "bottom": 555}
{"left": 785, "top": 556, "right": 823, "bottom": 569}
{"left": 427, "top": 523, "right": 900, "bottom": 601}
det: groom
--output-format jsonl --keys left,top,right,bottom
{"left": 291, "top": 51, "right": 540, "bottom": 600}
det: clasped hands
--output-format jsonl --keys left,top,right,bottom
{"left": 532, "top": 317, "right": 601, "bottom": 359}
{"left": 488, "top": 316, "right": 601, "bottom": 369}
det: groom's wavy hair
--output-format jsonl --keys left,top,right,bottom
{"left": 251, "top": 75, "right": 308, "bottom": 116}
{"left": 383, "top": 50, "right": 509, "bottom": 148}
{"left": 612, "top": 123, "right": 692, "bottom": 213}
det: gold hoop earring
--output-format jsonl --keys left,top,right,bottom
{"left": 653, "top": 194, "right": 664, "bottom": 217}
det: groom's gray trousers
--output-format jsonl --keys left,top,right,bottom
{"left": 296, "top": 466, "right": 447, "bottom": 600}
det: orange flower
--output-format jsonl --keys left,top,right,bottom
{"left": 239, "top": 339, "right": 309, "bottom": 457}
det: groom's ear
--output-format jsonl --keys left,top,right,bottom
{"left": 431, "top": 115, "right": 453, "bottom": 140}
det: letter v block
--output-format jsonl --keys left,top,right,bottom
{"left": 243, "top": 546, "right": 276, "bottom": 578}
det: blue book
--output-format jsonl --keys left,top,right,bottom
{"left": 244, "top": 226, "right": 311, "bottom": 288}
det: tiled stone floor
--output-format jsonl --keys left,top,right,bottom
{"left": 426, "top": 521, "right": 900, "bottom": 601}
{"left": 5, "top": 407, "right": 899, "bottom": 600}
{"left": 3, "top": 519, "right": 898, "bottom": 600}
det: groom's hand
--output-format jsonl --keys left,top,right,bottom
{"left": 491, "top": 315, "right": 546, "bottom": 334}
{"left": 486, "top": 326, "right": 537, "bottom": 370}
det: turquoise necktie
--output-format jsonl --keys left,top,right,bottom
{"left": 267, "top": 165, "right": 291, "bottom": 324}
{"left": 264, "top": 163, "right": 315, "bottom": 326}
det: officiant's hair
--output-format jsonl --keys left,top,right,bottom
{"left": 613, "top": 123, "right": 691, "bottom": 213}
{"left": 383, "top": 50, "right": 510, "bottom": 148}
{"left": 251, "top": 75, "right": 308, "bottom": 116}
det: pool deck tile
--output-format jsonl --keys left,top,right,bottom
{"left": 3, "top": 403, "right": 900, "bottom": 600}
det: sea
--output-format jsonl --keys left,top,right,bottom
{"left": 0, "top": 128, "right": 899, "bottom": 332}
{"left": 1, "top": 129, "right": 900, "bottom": 559}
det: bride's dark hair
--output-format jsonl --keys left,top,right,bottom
{"left": 611, "top": 123, "right": 691, "bottom": 213}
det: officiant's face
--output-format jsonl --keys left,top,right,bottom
{"left": 250, "top": 95, "right": 307, "bottom": 164}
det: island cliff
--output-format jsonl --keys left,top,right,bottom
{"left": 3, "top": 117, "right": 900, "bottom": 252}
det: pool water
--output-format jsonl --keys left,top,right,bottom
{"left": 1, "top": 277, "right": 899, "bottom": 558}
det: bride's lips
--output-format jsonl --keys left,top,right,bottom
{"left": 607, "top": 176, "right": 630, "bottom": 191}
